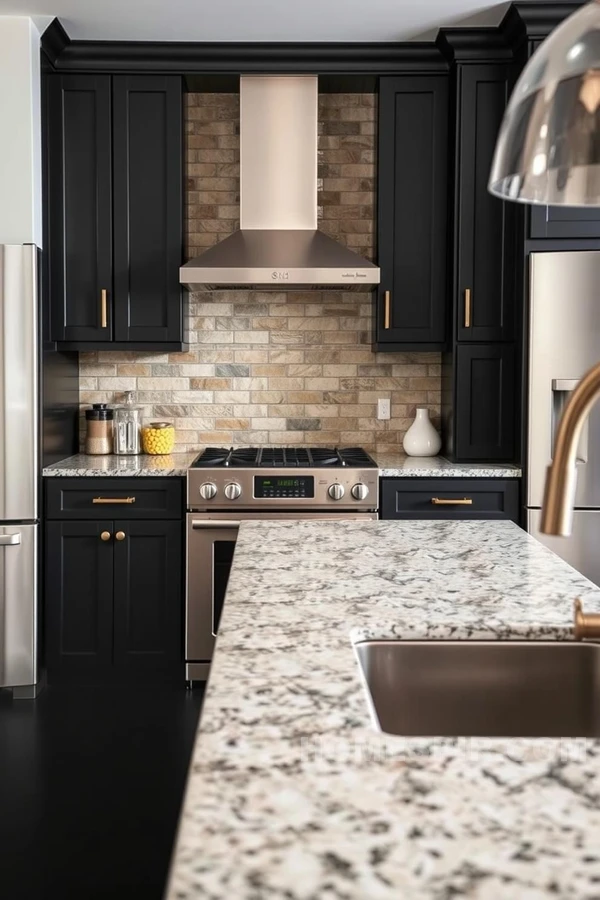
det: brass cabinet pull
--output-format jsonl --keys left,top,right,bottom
{"left": 574, "top": 598, "right": 600, "bottom": 640}
{"left": 464, "top": 288, "right": 472, "bottom": 328}
{"left": 384, "top": 290, "right": 391, "bottom": 329}
{"left": 115, "top": 531, "right": 126, "bottom": 541}
{"left": 100, "top": 531, "right": 111, "bottom": 542}
{"left": 93, "top": 497, "right": 136, "bottom": 505}
{"left": 431, "top": 497, "right": 473, "bottom": 506}
{"left": 101, "top": 289, "right": 108, "bottom": 328}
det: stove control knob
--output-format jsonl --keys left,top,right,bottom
{"left": 351, "top": 483, "right": 369, "bottom": 501}
{"left": 328, "top": 483, "right": 345, "bottom": 501}
{"left": 199, "top": 482, "right": 217, "bottom": 501}
{"left": 224, "top": 482, "right": 242, "bottom": 501}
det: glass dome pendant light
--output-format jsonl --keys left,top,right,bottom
{"left": 489, "top": 0, "right": 600, "bottom": 206}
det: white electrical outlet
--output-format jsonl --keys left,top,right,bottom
{"left": 377, "top": 399, "right": 391, "bottom": 420}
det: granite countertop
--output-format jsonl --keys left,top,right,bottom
{"left": 167, "top": 519, "right": 600, "bottom": 899}
{"left": 42, "top": 452, "right": 197, "bottom": 477}
{"left": 375, "top": 452, "right": 522, "bottom": 478}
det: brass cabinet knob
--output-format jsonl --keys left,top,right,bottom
{"left": 115, "top": 531, "right": 126, "bottom": 541}
{"left": 100, "top": 531, "right": 111, "bottom": 542}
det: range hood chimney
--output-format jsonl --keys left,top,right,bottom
{"left": 180, "top": 76, "right": 380, "bottom": 292}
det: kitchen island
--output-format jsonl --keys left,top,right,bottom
{"left": 167, "top": 520, "right": 600, "bottom": 899}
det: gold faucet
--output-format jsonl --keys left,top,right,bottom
{"left": 574, "top": 598, "right": 600, "bottom": 640}
{"left": 541, "top": 361, "right": 600, "bottom": 536}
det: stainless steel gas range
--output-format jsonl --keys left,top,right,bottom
{"left": 186, "top": 446, "right": 379, "bottom": 681}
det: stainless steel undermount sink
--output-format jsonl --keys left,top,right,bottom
{"left": 355, "top": 640, "right": 600, "bottom": 738}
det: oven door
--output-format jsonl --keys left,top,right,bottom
{"left": 186, "top": 511, "right": 377, "bottom": 679}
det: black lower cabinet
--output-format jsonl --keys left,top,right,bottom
{"left": 46, "top": 517, "right": 183, "bottom": 683}
{"left": 45, "top": 520, "right": 114, "bottom": 679}
{"left": 381, "top": 477, "right": 520, "bottom": 523}
{"left": 113, "top": 520, "right": 182, "bottom": 676}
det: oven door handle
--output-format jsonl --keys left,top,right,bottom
{"left": 192, "top": 520, "right": 241, "bottom": 529}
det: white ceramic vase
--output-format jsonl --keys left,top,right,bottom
{"left": 402, "top": 408, "right": 441, "bottom": 457}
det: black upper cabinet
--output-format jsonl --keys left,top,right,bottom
{"left": 525, "top": 40, "right": 600, "bottom": 241}
{"left": 376, "top": 75, "right": 449, "bottom": 350}
{"left": 113, "top": 77, "right": 183, "bottom": 343}
{"left": 48, "top": 76, "right": 113, "bottom": 343}
{"left": 454, "top": 343, "right": 515, "bottom": 460}
{"left": 455, "top": 65, "right": 515, "bottom": 343}
{"left": 47, "top": 74, "right": 184, "bottom": 350}
{"left": 530, "top": 205, "right": 600, "bottom": 240}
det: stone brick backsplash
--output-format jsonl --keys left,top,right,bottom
{"left": 78, "top": 92, "right": 441, "bottom": 453}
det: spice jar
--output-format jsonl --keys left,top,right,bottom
{"left": 142, "top": 422, "right": 175, "bottom": 455}
{"left": 114, "top": 391, "right": 142, "bottom": 456}
{"left": 85, "top": 404, "right": 114, "bottom": 455}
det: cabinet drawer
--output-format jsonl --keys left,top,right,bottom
{"left": 45, "top": 477, "right": 184, "bottom": 520}
{"left": 381, "top": 478, "right": 520, "bottom": 521}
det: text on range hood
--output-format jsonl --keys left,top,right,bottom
{"left": 180, "top": 76, "right": 380, "bottom": 291}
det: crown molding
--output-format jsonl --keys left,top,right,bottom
{"left": 40, "top": 3, "right": 583, "bottom": 75}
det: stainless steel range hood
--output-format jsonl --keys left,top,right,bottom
{"left": 180, "top": 76, "right": 380, "bottom": 292}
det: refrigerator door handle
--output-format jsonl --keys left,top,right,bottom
{"left": 0, "top": 533, "right": 20, "bottom": 546}
{"left": 552, "top": 380, "right": 589, "bottom": 465}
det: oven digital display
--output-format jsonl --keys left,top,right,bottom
{"left": 254, "top": 476, "right": 315, "bottom": 498}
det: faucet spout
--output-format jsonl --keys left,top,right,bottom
{"left": 541, "top": 360, "right": 600, "bottom": 536}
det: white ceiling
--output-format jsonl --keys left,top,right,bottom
{"left": 2, "top": 0, "right": 515, "bottom": 43}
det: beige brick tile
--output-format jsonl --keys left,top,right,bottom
{"left": 136, "top": 377, "right": 189, "bottom": 391}
{"left": 172, "top": 391, "right": 214, "bottom": 403}
{"left": 288, "top": 391, "right": 323, "bottom": 404}
{"left": 252, "top": 418, "right": 286, "bottom": 430}
{"left": 233, "top": 332, "right": 269, "bottom": 344}
{"left": 270, "top": 349, "right": 304, "bottom": 363}
{"left": 305, "top": 378, "right": 339, "bottom": 390}
{"left": 305, "top": 404, "right": 340, "bottom": 418}
{"left": 251, "top": 391, "right": 285, "bottom": 404}
{"left": 234, "top": 350, "right": 270, "bottom": 363}
{"left": 287, "top": 364, "right": 322, "bottom": 377}
{"left": 214, "top": 391, "right": 250, "bottom": 404}
{"left": 190, "top": 378, "right": 231, "bottom": 390}
{"left": 97, "top": 377, "right": 137, "bottom": 391}
{"left": 233, "top": 405, "right": 268, "bottom": 417}
{"left": 79, "top": 364, "right": 117, "bottom": 377}
{"left": 216, "top": 418, "right": 251, "bottom": 430}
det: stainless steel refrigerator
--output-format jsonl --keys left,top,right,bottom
{"left": 0, "top": 245, "right": 39, "bottom": 696}
{"left": 527, "top": 250, "right": 600, "bottom": 587}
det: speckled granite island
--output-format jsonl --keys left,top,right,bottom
{"left": 167, "top": 519, "right": 600, "bottom": 899}
{"left": 42, "top": 452, "right": 197, "bottom": 477}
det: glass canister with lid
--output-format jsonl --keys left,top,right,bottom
{"left": 142, "top": 422, "right": 176, "bottom": 455}
{"left": 113, "top": 391, "right": 142, "bottom": 456}
{"left": 85, "top": 404, "right": 114, "bottom": 455}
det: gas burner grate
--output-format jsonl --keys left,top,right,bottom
{"left": 259, "top": 448, "right": 312, "bottom": 468}
{"left": 191, "top": 446, "right": 377, "bottom": 469}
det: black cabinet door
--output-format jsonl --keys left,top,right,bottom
{"left": 45, "top": 520, "right": 114, "bottom": 681}
{"left": 112, "top": 76, "right": 183, "bottom": 343}
{"left": 112, "top": 520, "right": 183, "bottom": 678}
{"left": 48, "top": 75, "right": 113, "bottom": 343}
{"left": 455, "top": 344, "right": 515, "bottom": 460}
{"left": 377, "top": 76, "right": 448, "bottom": 348}
{"left": 456, "top": 65, "right": 515, "bottom": 343}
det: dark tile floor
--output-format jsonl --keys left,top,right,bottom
{"left": 0, "top": 683, "right": 204, "bottom": 900}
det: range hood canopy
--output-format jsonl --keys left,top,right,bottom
{"left": 180, "top": 76, "right": 380, "bottom": 292}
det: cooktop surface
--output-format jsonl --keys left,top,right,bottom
{"left": 190, "top": 447, "right": 378, "bottom": 469}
